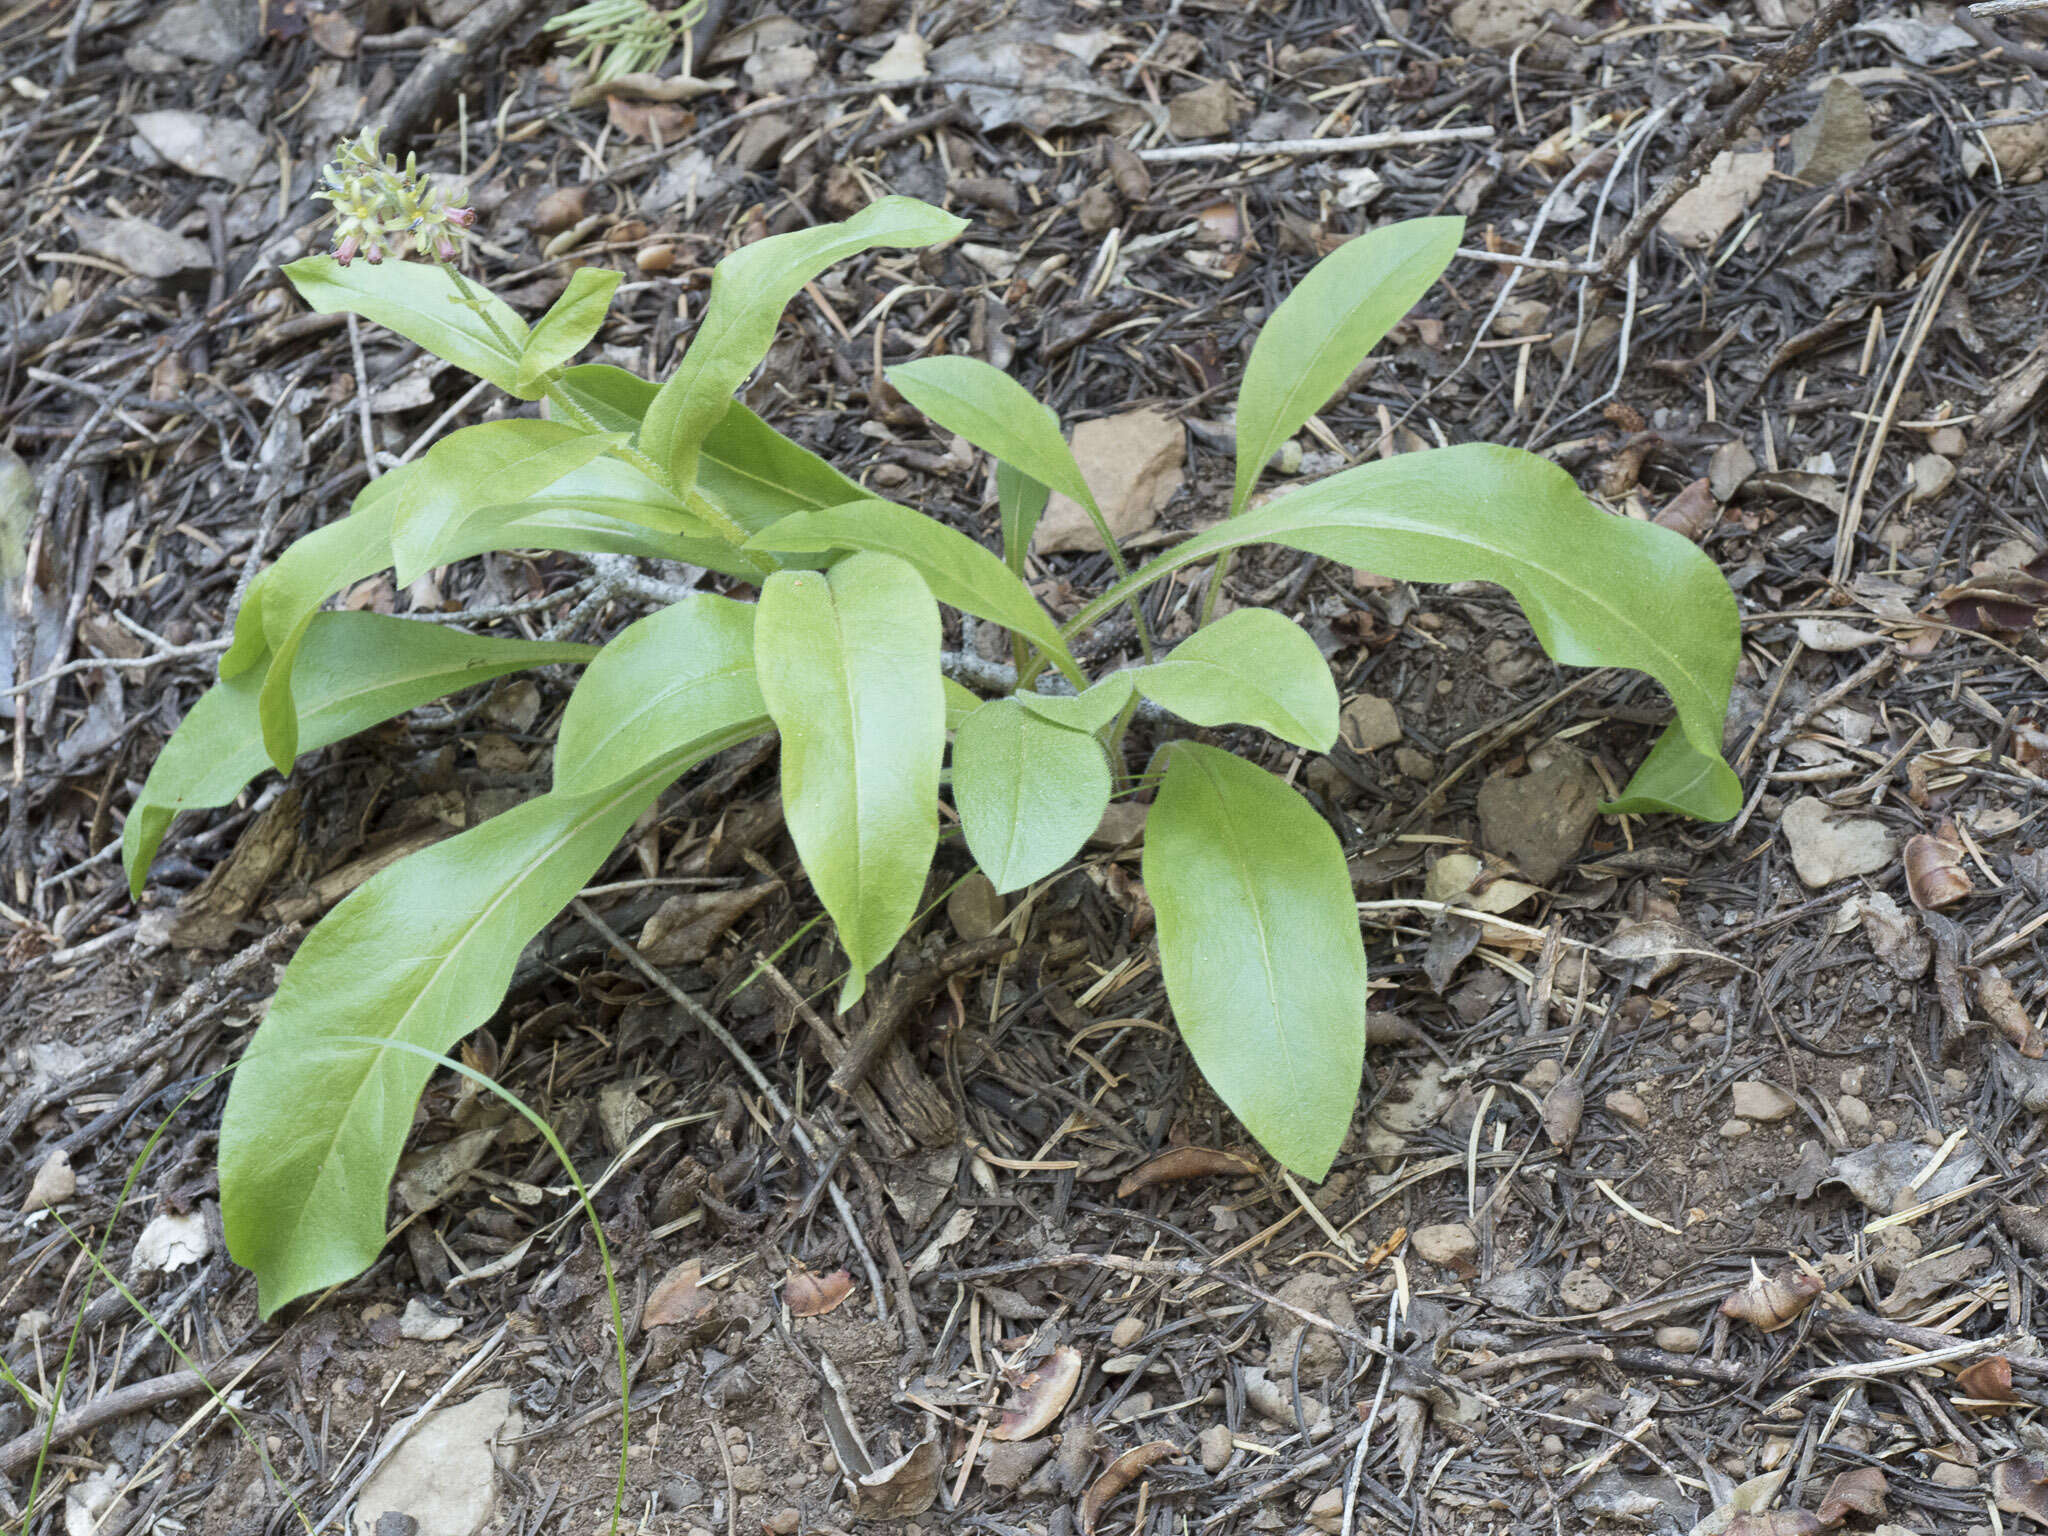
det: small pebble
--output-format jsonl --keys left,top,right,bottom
{"left": 1410, "top": 1222, "right": 1478, "bottom": 1271}
{"left": 1930, "top": 1462, "right": 1978, "bottom": 1489}
{"left": 1731, "top": 1081, "right": 1796, "bottom": 1123}
{"left": 1719, "top": 1118, "right": 1752, "bottom": 1141}
{"left": 1559, "top": 1268, "right": 1613, "bottom": 1313}
{"left": 1837, "top": 1094, "right": 1871, "bottom": 1132}
{"left": 1540, "top": 1434, "right": 1565, "bottom": 1457}
{"left": 1521, "top": 1058, "right": 1563, "bottom": 1093}
{"left": 1199, "top": 1423, "right": 1233, "bottom": 1474}
{"left": 1839, "top": 1066, "right": 1867, "bottom": 1096}
{"left": 1603, "top": 1091, "right": 1650, "bottom": 1130}
{"left": 636, "top": 243, "right": 675, "bottom": 273}
{"left": 1654, "top": 1326, "right": 1702, "bottom": 1352}
{"left": 729, "top": 1465, "right": 766, "bottom": 1495}
{"left": 1109, "top": 1391, "right": 1154, "bottom": 1422}
{"left": 23, "top": 1149, "right": 74, "bottom": 1212}
{"left": 1110, "top": 1314, "right": 1145, "bottom": 1350}
{"left": 765, "top": 1510, "right": 801, "bottom": 1536}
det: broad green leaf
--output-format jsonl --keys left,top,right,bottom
{"left": 1065, "top": 445, "right": 1742, "bottom": 820}
{"left": 1144, "top": 743, "right": 1366, "bottom": 1179}
{"left": 552, "top": 362, "right": 657, "bottom": 432}
{"left": 944, "top": 678, "right": 982, "bottom": 732}
{"left": 518, "top": 267, "right": 622, "bottom": 391}
{"left": 1016, "top": 670, "right": 1134, "bottom": 734}
{"left": 124, "top": 614, "right": 594, "bottom": 895}
{"left": 219, "top": 735, "right": 747, "bottom": 1317}
{"left": 745, "top": 500, "right": 1083, "bottom": 687}
{"left": 755, "top": 552, "right": 944, "bottom": 1008}
{"left": 556, "top": 368, "right": 869, "bottom": 539}
{"left": 639, "top": 198, "right": 967, "bottom": 492}
{"left": 886, "top": 356, "right": 1095, "bottom": 512}
{"left": 554, "top": 596, "right": 766, "bottom": 795}
{"left": 244, "top": 498, "right": 688, "bottom": 773}
{"left": 389, "top": 420, "right": 626, "bottom": 583}
{"left": 1231, "top": 216, "right": 1461, "bottom": 517}
{"left": 222, "top": 465, "right": 414, "bottom": 679}
{"left": 432, "top": 453, "right": 704, "bottom": 547}
{"left": 997, "top": 460, "right": 1050, "bottom": 576}
{"left": 283, "top": 256, "right": 534, "bottom": 398}
{"left": 1132, "top": 609, "right": 1338, "bottom": 751}
{"left": 952, "top": 699, "right": 1110, "bottom": 892}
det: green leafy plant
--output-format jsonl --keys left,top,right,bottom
{"left": 128, "top": 135, "right": 1742, "bottom": 1316}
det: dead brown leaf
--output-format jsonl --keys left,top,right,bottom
{"left": 1955, "top": 1355, "right": 2022, "bottom": 1407}
{"left": 1720, "top": 1264, "right": 1823, "bottom": 1332}
{"left": 991, "top": 1345, "right": 1082, "bottom": 1441}
{"left": 1116, "top": 1147, "right": 1259, "bottom": 1198}
{"left": 1994, "top": 1455, "right": 2048, "bottom": 1526}
{"left": 785, "top": 1265, "right": 854, "bottom": 1318}
{"left": 849, "top": 1437, "right": 941, "bottom": 1519}
{"left": 642, "top": 1260, "right": 716, "bottom": 1328}
{"left": 1080, "top": 1441, "right": 1180, "bottom": 1535}
{"left": 606, "top": 95, "right": 691, "bottom": 142}
{"left": 1813, "top": 1465, "right": 1885, "bottom": 1525}
{"left": 1903, "top": 826, "right": 1972, "bottom": 911}
{"left": 637, "top": 883, "right": 780, "bottom": 965}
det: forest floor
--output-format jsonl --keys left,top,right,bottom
{"left": 7, "top": 0, "right": 2048, "bottom": 1533}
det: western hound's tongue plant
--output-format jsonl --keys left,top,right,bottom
{"left": 130, "top": 134, "right": 1741, "bottom": 1315}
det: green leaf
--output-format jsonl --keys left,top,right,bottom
{"left": 1016, "top": 670, "right": 1134, "bottom": 734}
{"left": 952, "top": 699, "right": 1109, "bottom": 893}
{"left": 554, "top": 596, "right": 766, "bottom": 796}
{"left": 746, "top": 500, "right": 1083, "bottom": 686}
{"left": 518, "top": 266, "right": 622, "bottom": 391}
{"left": 1231, "top": 216, "right": 1462, "bottom": 517}
{"left": 698, "top": 401, "right": 870, "bottom": 534}
{"left": 1132, "top": 609, "right": 1338, "bottom": 751}
{"left": 1066, "top": 445, "right": 1742, "bottom": 820}
{"left": 885, "top": 355, "right": 1095, "bottom": 510}
{"left": 944, "top": 678, "right": 982, "bottom": 732}
{"left": 1144, "top": 743, "right": 1367, "bottom": 1179}
{"left": 997, "top": 460, "right": 1050, "bottom": 576}
{"left": 221, "top": 466, "right": 412, "bottom": 679}
{"left": 640, "top": 198, "right": 966, "bottom": 492}
{"left": 283, "top": 256, "right": 534, "bottom": 398}
{"left": 238, "top": 487, "right": 687, "bottom": 775}
{"left": 755, "top": 552, "right": 945, "bottom": 1008}
{"left": 124, "top": 614, "right": 594, "bottom": 896}
{"left": 552, "top": 362, "right": 657, "bottom": 432}
{"left": 433, "top": 452, "right": 704, "bottom": 545}
{"left": 389, "top": 419, "right": 626, "bottom": 584}
{"left": 219, "top": 738, "right": 744, "bottom": 1317}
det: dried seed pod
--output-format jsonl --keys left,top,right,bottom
{"left": 1978, "top": 968, "right": 2043, "bottom": 1057}
{"left": 1904, "top": 829, "right": 1972, "bottom": 911}
{"left": 1540, "top": 1074, "right": 1585, "bottom": 1154}
{"left": 1116, "top": 1147, "right": 1260, "bottom": 1198}
{"left": 784, "top": 1264, "right": 854, "bottom": 1318}
{"left": 1080, "top": 1441, "right": 1180, "bottom": 1535}
{"left": 1955, "top": 1355, "right": 2023, "bottom": 1407}
{"left": 1994, "top": 1455, "right": 2048, "bottom": 1525}
{"left": 1723, "top": 1514, "right": 1822, "bottom": 1536}
{"left": 1719, "top": 1263, "right": 1823, "bottom": 1332}
{"left": 990, "top": 1345, "right": 1082, "bottom": 1442}
{"left": 1814, "top": 1465, "right": 1886, "bottom": 1524}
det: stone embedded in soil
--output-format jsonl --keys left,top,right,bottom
{"left": 1838, "top": 1094, "right": 1872, "bottom": 1132}
{"left": 1474, "top": 745, "right": 1603, "bottom": 885}
{"left": 1603, "top": 1091, "right": 1650, "bottom": 1130}
{"left": 1032, "top": 408, "right": 1183, "bottom": 554}
{"left": 983, "top": 1438, "right": 1052, "bottom": 1491}
{"left": 1109, "top": 1314, "right": 1145, "bottom": 1349}
{"left": 1731, "top": 1081, "right": 1797, "bottom": 1123}
{"left": 352, "top": 1388, "right": 520, "bottom": 1536}
{"left": 1411, "top": 1222, "right": 1479, "bottom": 1272}
{"left": 1558, "top": 1269, "right": 1613, "bottom": 1313}
{"left": 1199, "top": 1423, "right": 1234, "bottom": 1474}
{"left": 1339, "top": 694, "right": 1402, "bottom": 752}
{"left": 1720, "top": 1118, "right": 1753, "bottom": 1140}
{"left": 1778, "top": 797, "right": 1897, "bottom": 888}
{"left": 1654, "top": 1326, "right": 1702, "bottom": 1352}
{"left": 1264, "top": 1272, "right": 1354, "bottom": 1382}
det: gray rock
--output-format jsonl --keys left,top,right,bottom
{"left": 982, "top": 1438, "right": 1052, "bottom": 1491}
{"left": 352, "top": 1388, "right": 520, "bottom": 1536}
{"left": 134, "top": 0, "right": 258, "bottom": 63}
{"left": 66, "top": 213, "right": 210, "bottom": 280}
{"left": 1475, "top": 745, "right": 1602, "bottom": 884}
{"left": 1778, "top": 797, "right": 1896, "bottom": 887}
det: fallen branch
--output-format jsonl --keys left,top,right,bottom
{"left": 1134, "top": 125, "right": 1494, "bottom": 164}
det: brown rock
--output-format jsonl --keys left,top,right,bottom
{"left": 1167, "top": 81, "right": 1243, "bottom": 139}
{"left": 1033, "top": 408, "right": 1183, "bottom": 554}
{"left": 1475, "top": 745, "right": 1602, "bottom": 884}
{"left": 982, "top": 1438, "right": 1052, "bottom": 1491}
